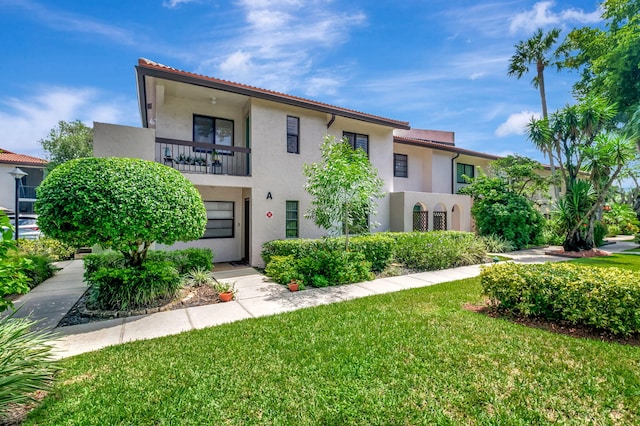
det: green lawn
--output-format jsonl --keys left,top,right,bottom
{"left": 571, "top": 253, "right": 640, "bottom": 271}
{"left": 26, "top": 273, "right": 640, "bottom": 425}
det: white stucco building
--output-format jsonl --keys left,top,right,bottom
{"left": 93, "top": 58, "right": 503, "bottom": 266}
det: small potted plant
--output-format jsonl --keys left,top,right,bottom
{"left": 214, "top": 281, "right": 236, "bottom": 302}
{"left": 287, "top": 277, "right": 304, "bottom": 292}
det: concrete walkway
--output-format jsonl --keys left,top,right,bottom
{"left": 7, "top": 238, "right": 638, "bottom": 359}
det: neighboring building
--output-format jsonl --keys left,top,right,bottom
{"left": 93, "top": 58, "right": 503, "bottom": 266}
{"left": 0, "top": 149, "right": 47, "bottom": 214}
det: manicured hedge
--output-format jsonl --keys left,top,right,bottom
{"left": 481, "top": 262, "right": 640, "bottom": 335}
{"left": 262, "top": 232, "right": 488, "bottom": 287}
{"left": 391, "top": 231, "right": 487, "bottom": 271}
{"left": 262, "top": 234, "right": 394, "bottom": 272}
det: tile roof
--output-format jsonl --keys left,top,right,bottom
{"left": 0, "top": 149, "right": 48, "bottom": 166}
{"left": 394, "top": 136, "right": 501, "bottom": 160}
{"left": 137, "top": 58, "right": 410, "bottom": 130}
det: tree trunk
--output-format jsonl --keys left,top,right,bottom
{"left": 537, "top": 62, "right": 559, "bottom": 199}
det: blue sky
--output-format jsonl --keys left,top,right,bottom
{"left": 0, "top": 0, "right": 602, "bottom": 162}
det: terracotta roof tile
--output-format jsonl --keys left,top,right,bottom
{"left": 137, "top": 58, "right": 410, "bottom": 129}
{"left": 394, "top": 136, "right": 501, "bottom": 160}
{"left": 0, "top": 149, "right": 48, "bottom": 166}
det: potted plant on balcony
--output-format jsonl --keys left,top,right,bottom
{"left": 214, "top": 281, "right": 236, "bottom": 302}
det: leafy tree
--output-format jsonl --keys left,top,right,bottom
{"left": 562, "top": 0, "right": 640, "bottom": 118}
{"left": 527, "top": 97, "right": 637, "bottom": 251}
{"left": 489, "top": 155, "right": 555, "bottom": 204}
{"left": 459, "top": 175, "right": 544, "bottom": 249}
{"left": 304, "top": 135, "right": 385, "bottom": 251}
{"left": 35, "top": 157, "right": 207, "bottom": 267}
{"left": 508, "top": 27, "right": 566, "bottom": 198}
{"left": 39, "top": 120, "right": 93, "bottom": 171}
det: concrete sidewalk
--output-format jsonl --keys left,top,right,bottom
{"left": 7, "top": 238, "right": 637, "bottom": 359}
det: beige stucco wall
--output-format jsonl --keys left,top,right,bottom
{"left": 392, "top": 143, "right": 433, "bottom": 193}
{"left": 93, "top": 122, "right": 155, "bottom": 161}
{"left": 390, "top": 191, "right": 472, "bottom": 232}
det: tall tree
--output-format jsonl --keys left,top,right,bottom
{"left": 508, "top": 27, "right": 565, "bottom": 198}
{"left": 527, "top": 97, "right": 636, "bottom": 251}
{"left": 303, "top": 135, "right": 384, "bottom": 251}
{"left": 39, "top": 120, "right": 93, "bottom": 171}
{"left": 562, "top": 0, "right": 640, "bottom": 120}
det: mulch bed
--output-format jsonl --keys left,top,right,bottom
{"left": 463, "top": 301, "right": 640, "bottom": 346}
{"left": 57, "top": 285, "right": 223, "bottom": 327}
{"left": 545, "top": 248, "right": 611, "bottom": 258}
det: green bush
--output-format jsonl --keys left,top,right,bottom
{"left": 393, "top": 231, "right": 487, "bottom": 271}
{"left": 264, "top": 255, "right": 299, "bottom": 285}
{"left": 165, "top": 248, "right": 213, "bottom": 274}
{"left": 635, "top": 233, "right": 640, "bottom": 244}
{"left": 0, "top": 314, "right": 58, "bottom": 418}
{"left": 296, "top": 250, "right": 373, "bottom": 286}
{"left": 481, "top": 262, "right": 640, "bottom": 335}
{"left": 594, "top": 221, "right": 607, "bottom": 246}
{"left": 19, "top": 254, "right": 57, "bottom": 289}
{"left": 86, "top": 248, "right": 213, "bottom": 279}
{"left": 17, "top": 237, "right": 76, "bottom": 261}
{"left": 479, "top": 234, "right": 515, "bottom": 253}
{"left": 606, "top": 224, "right": 621, "bottom": 237}
{"left": 602, "top": 203, "right": 640, "bottom": 235}
{"left": 541, "top": 217, "right": 565, "bottom": 246}
{"left": 87, "top": 261, "right": 181, "bottom": 311}
{"left": 472, "top": 190, "right": 544, "bottom": 249}
{"left": 262, "top": 234, "right": 393, "bottom": 272}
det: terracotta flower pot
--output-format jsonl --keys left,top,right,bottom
{"left": 219, "top": 291, "right": 234, "bottom": 302}
{"left": 288, "top": 282, "right": 299, "bottom": 292}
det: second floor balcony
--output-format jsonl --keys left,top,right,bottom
{"left": 156, "top": 138, "right": 251, "bottom": 177}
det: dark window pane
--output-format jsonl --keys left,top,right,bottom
{"left": 394, "top": 154, "right": 408, "bottom": 178}
{"left": 287, "top": 116, "right": 299, "bottom": 154}
{"left": 202, "top": 201, "right": 234, "bottom": 239}
{"left": 355, "top": 134, "right": 368, "bottom": 153}
{"left": 194, "top": 116, "right": 214, "bottom": 143}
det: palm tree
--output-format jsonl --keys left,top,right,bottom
{"left": 508, "top": 27, "right": 564, "bottom": 198}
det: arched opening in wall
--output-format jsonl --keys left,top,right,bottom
{"left": 451, "top": 204, "right": 461, "bottom": 231}
{"left": 433, "top": 203, "right": 447, "bottom": 231}
{"left": 412, "top": 203, "right": 428, "bottom": 232}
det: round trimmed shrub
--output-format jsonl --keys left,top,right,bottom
{"left": 36, "top": 157, "right": 207, "bottom": 266}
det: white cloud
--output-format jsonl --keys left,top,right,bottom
{"left": 163, "top": 0, "right": 198, "bottom": 8}
{"left": 495, "top": 111, "right": 541, "bottom": 137}
{"left": 509, "top": 1, "right": 601, "bottom": 34}
{"left": 0, "top": 87, "right": 136, "bottom": 158}
{"left": 197, "top": 0, "right": 366, "bottom": 94}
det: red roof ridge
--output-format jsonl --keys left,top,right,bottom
{"left": 138, "top": 58, "right": 410, "bottom": 128}
{"left": 0, "top": 149, "right": 48, "bottom": 166}
{"left": 394, "top": 136, "right": 501, "bottom": 160}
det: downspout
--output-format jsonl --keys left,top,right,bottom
{"left": 451, "top": 153, "right": 460, "bottom": 194}
{"left": 327, "top": 113, "right": 336, "bottom": 129}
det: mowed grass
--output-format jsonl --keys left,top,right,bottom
{"left": 27, "top": 274, "right": 640, "bottom": 425}
{"left": 571, "top": 253, "right": 640, "bottom": 271}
